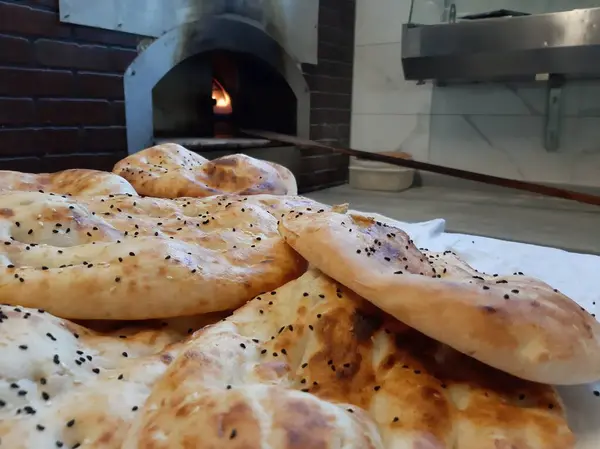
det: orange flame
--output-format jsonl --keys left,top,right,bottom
{"left": 212, "top": 79, "right": 232, "bottom": 115}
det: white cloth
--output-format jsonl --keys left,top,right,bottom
{"left": 351, "top": 212, "right": 600, "bottom": 448}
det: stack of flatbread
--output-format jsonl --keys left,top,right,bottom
{"left": 0, "top": 142, "right": 598, "bottom": 449}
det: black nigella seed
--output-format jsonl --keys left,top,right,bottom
{"left": 132, "top": 406, "right": 138, "bottom": 411}
{"left": 393, "top": 417, "right": 399, "bottom": 423}
{"left": 122, "top": 352, "right": 128, "bottom": 357}
{"left": 41, "top": 392, "right": 50, "bottom": 401}
{"left": 240, "top": 343, "right": 246, "bottom": 349}
{"left": 92, "top": 368, "right": 100, "bottom": 374}
{"left": 66, "top": 419, "right": 75, "bottom": 427}
{"left": 229, "top": 429, "right": 237, "bottom": 439}
{"left": 374, "top": 386, "right": 381, "bottom": 391}
{"left": 53, "top": 354, "right": 60, "bottom": 365}
{"left": 593, "top": 391, "right": 599, "bottom": 397}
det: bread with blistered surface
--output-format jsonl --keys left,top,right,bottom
{"left": 279, "top": 210, "right": 600, "bottom": 385}
{"left": 122, "top": 268, "right": 574, "bottom": 449}
{"left": 0, "top": 169, "right": 138, "bottom": 196}
{"left": 112, "top": 143, "right": 297, "bottom": 198}
{"left": 0, "top": 305, "right": 195, "bottom": 449}
{"left": 0, "top": 191, "right": 307, "bottom": 320}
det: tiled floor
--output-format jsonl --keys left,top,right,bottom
{"left": 307, "top": 184, "right": 600, "bottom": 255}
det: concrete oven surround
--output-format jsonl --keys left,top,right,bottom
{"left": 0, "top": 0, "right": 355, "bottom": 192}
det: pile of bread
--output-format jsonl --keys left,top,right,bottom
{"left": 0, "top": 143, "right": 597, "bottom": 449}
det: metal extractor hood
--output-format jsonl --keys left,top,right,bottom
{"left": 402, "top": 7, "right": 600, "bottom": 82}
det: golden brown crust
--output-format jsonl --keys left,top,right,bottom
{"left": 112, "top": 143, "right": 297, "bottom": 198}
{"left": 0, "top": 191, "right": 308, "bottom": 320}
{"left": 123, "top": 269, "right": 574, "bottom": 449}
{"left": 279, "top": 211, "right": 600, "bottom": 385}
{"left": 0, "top": 169, "right": 138, "bottom": 196}
{"left": 0, "top": 305, "right": 196, "bottom": 449}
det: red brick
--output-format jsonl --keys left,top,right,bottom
{"left": 35, "top": 39, "right": 133, "bottom": 73}
{"left": 298, "top": 166, "right": 348, "bottom": 191}
{"left": 0, "top": 67, "right": 74, "bottom": 96}
{"left": 81, "top": 127, "right": 126, "bottom": 152}
{"left": 0, "top": 127, "right": 82, "bottom": 156}
{"left": 109, "top": 47, "right": 137, "bottom": 72}
{"left": 0, "top": 98, "right": 35, "bottom": 125}
{"left": 0, "top": 157, "right": 43, "bottom": 173}
{"left": 76, "top": 72, "right": 124, "bottom": 99}
{"left": 0, "top": 2, "right": 70, "bottom": 38}
{"left": 73, "top": 25, "right": 140, "bottom": 48}
{"left": 37, "top": 99, "right": 113, "bottom": 125}
{"left": 301, "top": 154, "right": 333, "bottom": 172}
{"left": 0, "top": 128, "right": 37, "bottom": 156}
{"left": 42, "top": 152, "right": 126, "bottom": 172}
{"left": 310, "top": 108, "right": 351, "bottom": 126}
{"left": 112, "top": 101, "right": 126, "bottom": 125}
{"left": 36, "top": 128, "right": 82, "bottom": 154}
{"left": 0, "top": 35, "right": 33, "bottom": 65}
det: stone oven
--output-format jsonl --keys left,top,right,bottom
{"left": 0, "top": 0, "right": 356, "bottom": 192}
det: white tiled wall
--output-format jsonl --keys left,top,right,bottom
{"left": 351, "top": 0, "right": 600, "bottom": 187}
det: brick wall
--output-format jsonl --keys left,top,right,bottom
{"left": 0, "top": 0, "right": 355, "bottom": 191}
{"left": 0, "top": 0, "right": 141, "bottom": 173}
{"left": 299, "top": 0, "right": 355, "bottom": 193}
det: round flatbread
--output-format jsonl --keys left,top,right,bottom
{"left": 0, "top": 169, "right": 137, "bottom": 196}
{"left": 122, "top": 268, "right": 574, "bottom": 448}
{"left": 0, "top": 191, "right": 307, "bottom": 320}
{"left": 112, "top": 143, "right": 297, "bottom": 198}
{"left": 279, "top": 210, "right": 600, "bottom": 385}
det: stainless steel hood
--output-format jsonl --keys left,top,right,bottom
{"left": 402, "top": 7, "right": 600, "bottom": 82}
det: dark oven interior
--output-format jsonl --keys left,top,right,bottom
{"left": 152, "top": 50, "right": 297, "bottom": 143}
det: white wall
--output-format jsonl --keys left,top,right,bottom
{"left": 351, "top": 0, "right": 600, "bottom": 187}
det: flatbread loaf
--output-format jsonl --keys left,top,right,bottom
{"left": 0, "top": 305, "right": 202, "bottom": 449}
{"left": 0, "top": 169, "right": 138, "bottom": 196}
{"left": 279, "top": 211, "right": 600, "bottom": 385}
{"left": 112, "top": 143, "right": 297, "bottom": 198}
{"left": 0, "top": 191, "right": 307, "bottom": 320}
{"left": 122, "top": 268, "right": 574, "bottom": 448}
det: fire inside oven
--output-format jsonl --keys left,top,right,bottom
{"left": 151, "top": 50, "right": 297, "bottom": 156}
